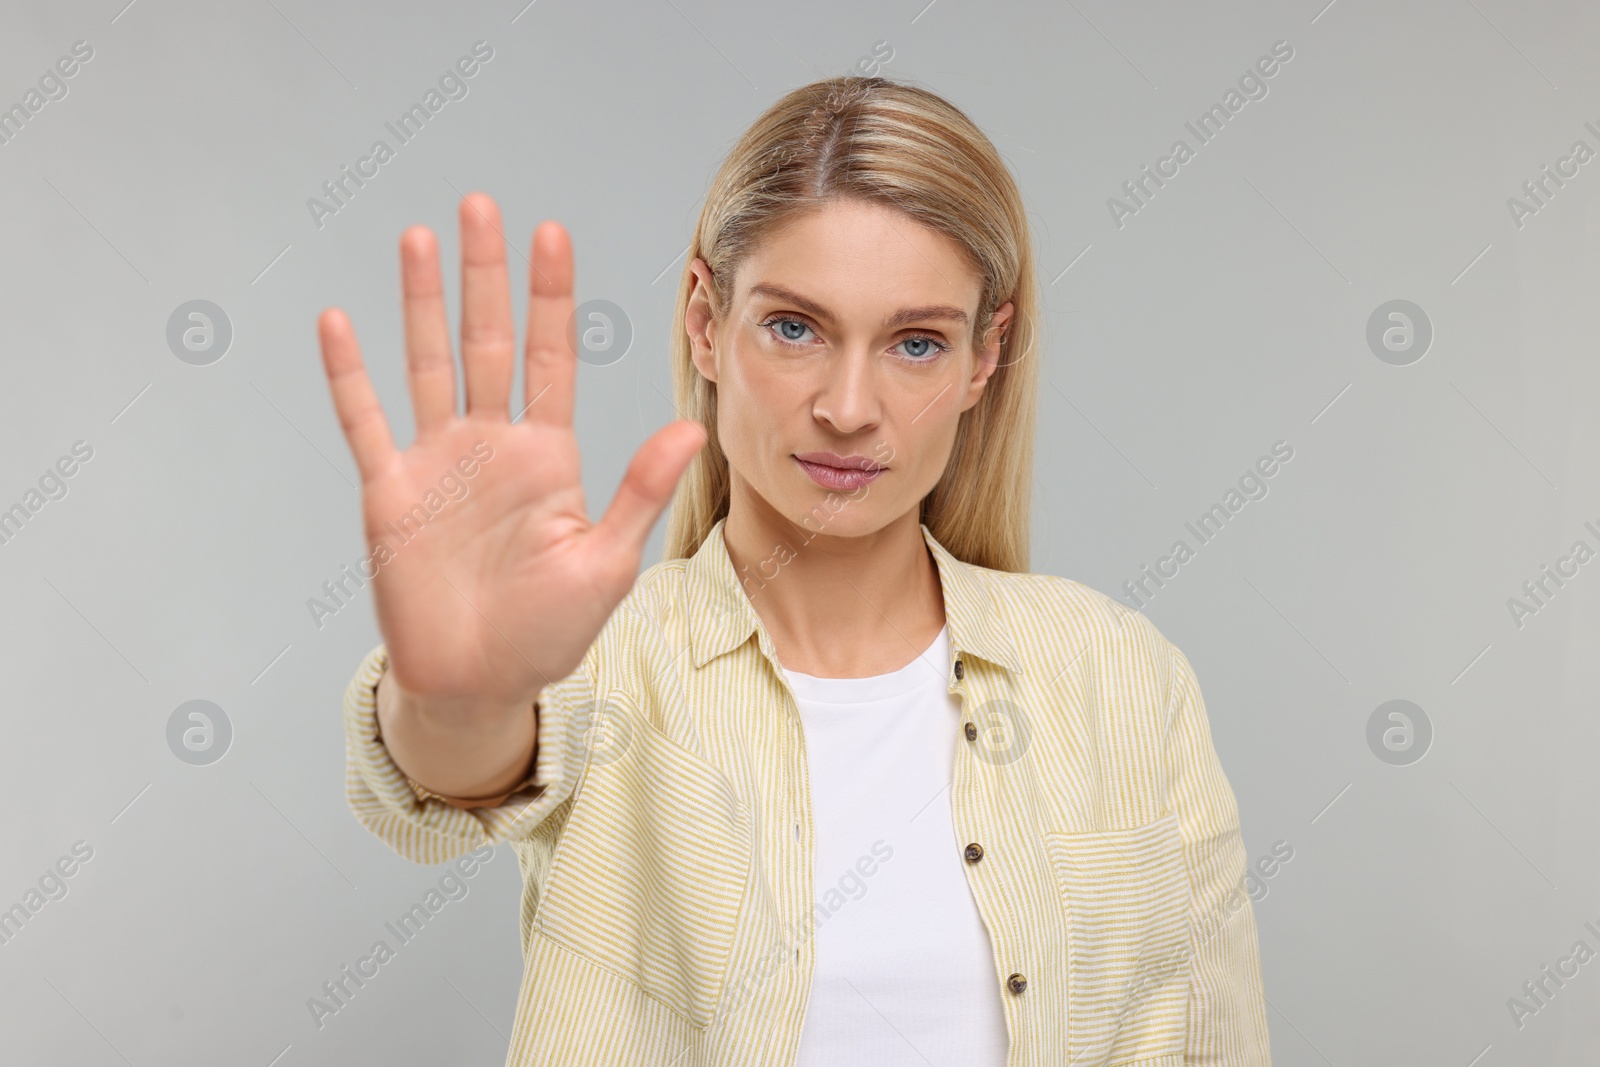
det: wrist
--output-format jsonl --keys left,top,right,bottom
{"left": 378, "top": 667, "right": 532, "bottom": 733}
{"left": 374, "top": 667, "right": 540, "bottom": 806}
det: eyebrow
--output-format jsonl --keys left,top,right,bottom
{"left": 747, "top": 283, "right": 969, "bottom": 330}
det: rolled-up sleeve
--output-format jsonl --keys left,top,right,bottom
{"left": 342, "top": 643, "right": 598, "bottom": 865}
{"left": 1164, "top": 645, "right": 1273, "bottom": 1065}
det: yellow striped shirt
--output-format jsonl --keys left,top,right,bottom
{"left": 343, "top": 517, "right": 1272, "bottom": 1065}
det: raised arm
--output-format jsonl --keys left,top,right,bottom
{"left": 317, "top": 193, "right": 705, "bottom": 814}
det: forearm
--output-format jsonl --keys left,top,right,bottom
{"left": 375, "top": 666, "right": 539, "bottom": 805}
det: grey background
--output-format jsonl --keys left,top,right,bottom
{"left": 2, "top": 0, "right": 1597, "bottom": 1063}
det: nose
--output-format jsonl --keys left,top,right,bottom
{"left": 812, "top": 346, "right": 882, "bottom": 436}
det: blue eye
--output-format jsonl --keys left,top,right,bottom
{"left": 760, "top": 316, "right": 949, "bottom": 361}
{"left": 894, "top": 335, "right": 950, "bottom": 360}
{"left": 763, "top": 317, "right": 813, "bottom": 344}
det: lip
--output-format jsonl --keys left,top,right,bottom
{"left": 793, "top": 452, "right": 886, "bottom": 491}
{"left": 793, "top": 451, "right": 886, "bottom": 471}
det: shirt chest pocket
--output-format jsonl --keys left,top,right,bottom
{"left": 532, "top": 692, "right": 753, "bottom": 1031}
{"left": 1043, "top": 810, "right": 1191, "bottom": 1067}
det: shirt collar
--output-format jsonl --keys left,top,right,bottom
{"left": 684, "top": 516, "right": 1024, "bottom": 675}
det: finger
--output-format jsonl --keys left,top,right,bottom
{"left": 520, "top": 220, "right": 576, "bottom": 428}
{"left": 458, "top": 193, "right": 515, "bottom": 419}
{"left": 400, "top": 226, "right": 457, "bottom": 433}
{"left": 593, "top": 420, "right": 707, "bottom": 559}
{"left": 318, "top": 307, "right": 397, "bottom": 483}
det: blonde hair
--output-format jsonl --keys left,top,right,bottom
{"left": 663, "top": 75, "right": 1039, "bottom": 573}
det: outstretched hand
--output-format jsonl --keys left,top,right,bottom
{"left": 317, "top": 193, "right": 706, "bottom": 712}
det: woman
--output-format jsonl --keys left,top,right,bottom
{"left": 320, "top": 76, "right": 1271, "bottom": 1066}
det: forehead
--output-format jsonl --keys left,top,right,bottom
{"left": 730, "top": 199, "right": 983, "bottom": 319}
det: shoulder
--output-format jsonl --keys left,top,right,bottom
{"left": 978, "top": 565, "right": 1187, "bottom": 698}
{"left": 589, "top": 555, "right": 695, "bottom": 650}
{"left": 627, "top": 555, "right": 693, "bottom": 614}
{"left": 577, "top": 555, "right": 698, "bottom": 683}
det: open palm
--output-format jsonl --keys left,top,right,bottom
{"left": 317, "top": 193, "right": 705, "bottom": 711}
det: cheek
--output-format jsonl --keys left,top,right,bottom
{"left": 894, "top": 377, "right": 961, "bottom": 447}
{"left": 893, "top": 401, "right": 963, "bottom": 491}
{"left": 715, "top": 341, "right": 786, "bottom": 465}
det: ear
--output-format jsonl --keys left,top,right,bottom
{"left": 963, "top": 300, "right": 1013, "bottom": 407}
{"left": 685, "top": 257, "right": 720, "bottom": 383}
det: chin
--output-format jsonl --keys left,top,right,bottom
{"left": 783, "top": 499, "right": 887, "bottom": 541}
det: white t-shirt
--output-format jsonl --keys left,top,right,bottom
{"left": 783, "top": 624, "right": 1010, "bottom": 1066}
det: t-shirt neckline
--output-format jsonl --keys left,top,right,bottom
{"left": 781, "top": 624, "right": 950, "bottom": 704}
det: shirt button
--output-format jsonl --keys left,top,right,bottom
{"left": 963, "top": 721, "right": 977, "bottom": 742}
{"left": 963, "top": 842, "right": 984, "bottom": 864}
{"left": 1006, "top": 972, "right": 1028, "bottom": 995}
{"left": 953, "top": 659, "right": 965, "bottom": 680}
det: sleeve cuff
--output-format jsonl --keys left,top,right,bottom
{"left": 342, "top": 643, "right": 596, "bottom": 864}
{"left": 370, "top": 685, "right": 540, "bottom": 811}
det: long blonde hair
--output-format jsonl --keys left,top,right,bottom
{"left": 663, "top": 75, "right": 1039, "bottom": 573}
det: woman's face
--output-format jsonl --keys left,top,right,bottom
{"left": 686, "top": 198, "right": 1012, "bottom": 540}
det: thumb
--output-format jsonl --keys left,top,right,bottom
{"left": 592, "top": 419, "right": 708, "bottom": 561}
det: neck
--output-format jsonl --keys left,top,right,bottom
{"left": 720, "top": 487, "right": 946, "bottom": 678}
